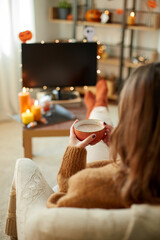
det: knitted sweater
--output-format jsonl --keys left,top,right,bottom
{"left": 47, "top": 146, "right": 125, "bottom": 209}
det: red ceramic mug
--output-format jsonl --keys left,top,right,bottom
{"left": 74, "top": 119, "right": 105, "bottom": 145}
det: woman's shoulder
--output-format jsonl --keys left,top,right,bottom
{"left": 69, "top": 161, "right": 120, "bottom": 188}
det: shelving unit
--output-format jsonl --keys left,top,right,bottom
{"left": 49, "top": 1, "right": 160, "bottom": 99}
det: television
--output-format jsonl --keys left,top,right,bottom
{"left": 22, "top": 42, "right": 98, "bottom": 90}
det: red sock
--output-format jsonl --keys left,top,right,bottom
{"left": 84, "top": 90, "right": 96, "bottom": 119}
{"left": 94, "top": 79, "right": 108, "bottom": 108}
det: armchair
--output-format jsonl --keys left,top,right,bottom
{"left": 5, "top": 158, "right": 160, "bottom": 240}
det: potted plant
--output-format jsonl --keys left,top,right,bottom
{"left": 58, "top": 1, "right": 72, "bottom": 20}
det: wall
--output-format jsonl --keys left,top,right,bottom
{"left": 34, "top": 0, "right": 59, "bottom": 42}
{"left": 33, "top": 0, "right": 160, "bottom": 80}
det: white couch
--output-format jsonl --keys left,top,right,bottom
{"left": 5, "top": 158, "right": 160, "bottom": 240}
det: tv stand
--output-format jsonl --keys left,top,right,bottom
{"left": 52, "top": 89, "right": 82, "bottom": 108}
{"left": 52, "top": 89, "right": 79, "bottom": 101}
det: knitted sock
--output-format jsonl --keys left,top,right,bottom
{"left": 94, "top": 79, "right": 108, "bottom": 108}
{"left": 84, "top": 90, "right": 96, "bottom": 119}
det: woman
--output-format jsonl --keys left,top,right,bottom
{"left": 5, "top": 62, "right": 160, "bottom": 239}
{"left": 47, "top": 62, "right": 160, "bottom": 209}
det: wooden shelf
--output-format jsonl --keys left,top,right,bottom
{"left": 127, "top": 25, "right": 159, "bottom": 31}
{"left": 125, "top": 61, "right": 152, "bottom": 68}
{"left": 99, "top": 58, "right": 153, "bottom": 69}
{"left": 99, "top": 58, "right": 122, "bottom": 66}
{"left": 50, "top": 18, "right": 121, "bottom": 28}
{"left": 50, "top": 18, "right": 159, "bottom": 31}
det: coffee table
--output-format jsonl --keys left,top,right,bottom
{"left": 23, "top": 105, "right": 86, "bottom": 159}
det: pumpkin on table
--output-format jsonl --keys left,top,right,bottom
{"left": 85, "top": 9, "right": 101, "bottom": 22}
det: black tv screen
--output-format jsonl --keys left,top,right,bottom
{"left": 22, "top": 42, "right": 97, "bottom": 88}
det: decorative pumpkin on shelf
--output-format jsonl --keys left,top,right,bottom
{"left": 115, "top": 9, "right": 124, "bottom": 15}
{"left": 147, "top": 0, "right": 157, "bottom": 8}
{"left": 67, "top": 13, "right": 73, "bottom": 20}
{"left": 85, "top": 9, "right": 101, "bottom": 22}
{"left": 19, "top": 30, "right": 32, "bottom": 43}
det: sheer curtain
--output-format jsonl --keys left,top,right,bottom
{"left": 0, "top": 0, "right": 35, "bottom": 121}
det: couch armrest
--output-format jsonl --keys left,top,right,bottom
{"left": 25, "top": 207, "right": 131, "bottom": 240}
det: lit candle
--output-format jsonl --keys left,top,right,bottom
{"left": 31, "top": 100, "right": 42, "bottom": 121}
{"left": 127, "top": 11, "right": 136, "bottom": 25}
{"left": 18, "top": 87, "right": 31, "bottom": 113}
{"left": 21, "top": 109, "right": 34, "bottom": 125}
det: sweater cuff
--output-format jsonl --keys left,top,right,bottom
{"left": 57, "top": 146, "right": 87, "bottom": 192}
{"left": 58, "top": 146, "right": 87, "bottom": 178}
{"left": 65, "top": 146, "right": 87, "bottom": 163}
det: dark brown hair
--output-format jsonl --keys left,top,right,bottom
{"left": 111, "top": 62, "right": 160, "bottom": 206}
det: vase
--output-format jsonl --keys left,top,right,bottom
{"left": 58, "top": 8, "right": 71, "bottom": 19}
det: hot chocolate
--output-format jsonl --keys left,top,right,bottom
{"left": 74, "top": 119, "right": 105, "bottom": 145}
{"left": 77, "top": 124, "right": 102, "bottom": 132}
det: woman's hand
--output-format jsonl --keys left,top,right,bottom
{"left": 103, "top": 122, "right": 114, "bottom": 147}
{"left": 69, "top": 120, "right": 96, "bottom": 148}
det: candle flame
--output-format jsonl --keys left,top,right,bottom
{"left": 34, "top": 100, "right": 38, "bottom": 106}
{"left": 130, "top": 12, "right": 135, "bottom": 17}
{"left": 22, "top": 87, "right": 26, "bottom": 93}
{"left": 26, "top": 109, "right": 30, "bottom": 113}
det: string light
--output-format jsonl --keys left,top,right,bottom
{"left": 43, "top": 86, "right": 47, "bottom": 90}
{"left": 70, "top": 86, "right": 74, "bottom": 91}
{"left": 41, "top": 40, "right": 45, "bottom": 44}
{"left": 97, "top": 55, "right": 100, "bottom": 59}
{"left": 55, "top": 39, "right": 59, "bottom": 43}
{"left": 84, "top": 86, "right": 88, "bottom": 90}
{"left": 97, "top": 69, "right": 101, "bottom": 74}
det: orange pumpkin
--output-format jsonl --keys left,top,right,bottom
{"left": 19, "top": 30, "right": 32, "bottom": 43}
{"left": 116, "top": 9, "right": 124, "bottom": 15}
{"left": 85, "top": 9, "right": 101, "bottom": 22}
{"left": 67, "top": 14, "right": 73, "bottom": 20}
{"left": 147, "top": 0, "right": 157, "bottom": 8}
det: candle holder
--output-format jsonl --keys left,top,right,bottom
{"left": 31, "top": 100, "right": 42, "bottom": 121}
{"left": 39, "top": 95, "right": 53, "bottom": 117}
{"left": 21, "top": 109, "right": 34, "bottom": 125}
{"left": 18, "top": 87, "right": 31, "bottom": 114}
{"left": 127, "top": 11, "right": 136, "bottom": 26}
